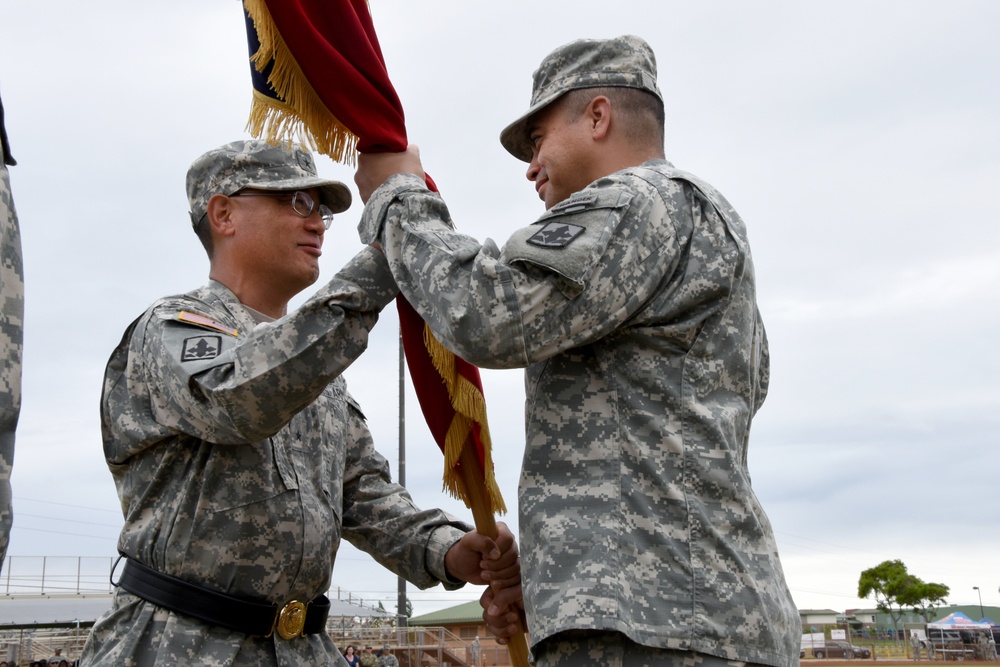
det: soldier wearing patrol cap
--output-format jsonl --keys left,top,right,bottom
{"left": 79, "top": 139, "right": 518, "bottom": 667}
{"left": 355, "top": 35, "right": 800, "bottom": 667}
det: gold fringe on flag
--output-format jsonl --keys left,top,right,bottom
{"left": 423, "top": 324, "right": 507, "bottom": 515}
{"left": 243, "top": 0, "right": 359, "bottom": 164}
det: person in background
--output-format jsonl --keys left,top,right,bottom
{"left": 470, "top": 635, "right": 481, "bottom": 665}
{"left": 359, "top": 645, "right": 378, "bottom": 667}
{"left": 354, "top": 34, "right": 799, "bottom": 667}
{"left": 78, "top": 139, "right": 517, "bottom": 667}
{"left": 377, "top": 645, "right": 398, "bottom": 667}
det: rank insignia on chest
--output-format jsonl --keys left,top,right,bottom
{"left": 527, "top": 222, "right": 586, "bottom": 248}
{"left": 181, "top": 335, "right": 222, "bottom": 362}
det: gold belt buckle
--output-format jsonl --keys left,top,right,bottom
{"left": 275, "top": 599, "right": 308, "bottom": 640}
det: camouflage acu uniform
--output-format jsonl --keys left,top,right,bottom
{"left": 359, "top": 159, "right": 799, "bottom": 666}
{"left": 80, "top": 248, "right": 470, "bottom": 666}
{"left": 0, "top": 93, "right": 23, "bottom": 569}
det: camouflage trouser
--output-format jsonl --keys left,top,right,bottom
{"left": 0, "top": 157, "right": 23, "bottom": 570}
{"left": 533, "top": 631, "right": 768, "bottom": 667}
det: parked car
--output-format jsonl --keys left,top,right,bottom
{"left": 927, "top": 629, "right": 965, "bottom": 646}
{"left": 812, "top": 641, "right": 872, "bottom": 659}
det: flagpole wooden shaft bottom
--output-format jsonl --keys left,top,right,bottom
{"left": 458, "top": 442, "right": 531, "bottom": 667}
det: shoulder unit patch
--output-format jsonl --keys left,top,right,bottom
{"left": 526, "top": 222, "right": 586, "bottom": 249}
{"left": 181, "top": 335, "right": 222, "bottom": 362}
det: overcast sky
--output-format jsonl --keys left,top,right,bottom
{"left": 1, "top": 1, "right": 998, "bottom": 621}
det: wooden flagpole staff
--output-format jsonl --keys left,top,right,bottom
{"left": 456, "top": 442, "right": 531, "bottom": 666}
{"left": 241, "top": 2, "right": 530, "bottom": 664}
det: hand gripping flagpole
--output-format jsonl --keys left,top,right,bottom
{"left": 242, "top": 2, "right": 530, "bottom": 664}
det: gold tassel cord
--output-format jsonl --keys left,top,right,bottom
{"left": 243, "top": 0, "right": 359, "bottom": 164}
{"left": 423, "top": 324, "right": 507, "bottom": 515}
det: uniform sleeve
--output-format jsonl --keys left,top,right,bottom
{"left": 359, "top": 173, "right": 679, "bottom": 369}
{"left": 140, "top": 246, "right": 398, "bottom": 444}
{"left": 339, "top": 397, "right": 470, "bottom": 589}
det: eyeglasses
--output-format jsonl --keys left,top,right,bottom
{"left": 231, "top": 190, "right": 335, "bottom": 229}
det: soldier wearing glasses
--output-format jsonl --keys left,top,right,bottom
{"left": 79, "top": 139, "right": 518, "bottom": 666}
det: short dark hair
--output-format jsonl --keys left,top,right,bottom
{"left": 194, "top": 213, "right": 215, "bottom": 259}
{"left": 561, "top": 86, "right": 664, "bottom": 150}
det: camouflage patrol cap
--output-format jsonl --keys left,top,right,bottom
{"left": 186, "top": 139, "right": 352, "bottom": 228}
{"left": 499, "top": 35, "right": 662, "bottom": 162}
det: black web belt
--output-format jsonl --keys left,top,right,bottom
{"left": 117, "top": 557, "right": 330, "bottom": 639}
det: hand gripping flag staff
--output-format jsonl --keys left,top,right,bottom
{"left": 241, "top": 2, "right": 529, "bottom": 664}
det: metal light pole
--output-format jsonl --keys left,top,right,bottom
{"left": 397, "top": 330, "right": 408, "bottom": 631}
{"left": 973, "top": 586, "right": 984, "bottom": 620}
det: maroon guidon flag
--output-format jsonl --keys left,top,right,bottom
{"left": 240, "top": 2, "right": 527, "bottom": 662}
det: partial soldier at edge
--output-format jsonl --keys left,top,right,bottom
{"left": 0, "top": 90, "right": 24, "bottom": 572}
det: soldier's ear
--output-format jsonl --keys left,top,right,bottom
{"left": 206, "top": 194, "right": 237, "bottom": 237}
{"left": 586, "top": 95, "right": 612, "bottom": 141}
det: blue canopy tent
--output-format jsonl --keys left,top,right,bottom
{"left": 926, "top": 612, "right": 994, "bottom": 660}
{"left": 928, "top": 611, "right": 991, "bottom": 630}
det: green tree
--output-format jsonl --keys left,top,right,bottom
{"left": 370, "top": 601, "right": 388, "bottom": 629}
{"left": 898, "top": 580, "right": 950, "bottom": 623}
{"left": 858, "top": 560, "right": 950, "bottom": 640}
{"left": 858, "top": 560, "right": 911, "bottom": 642}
